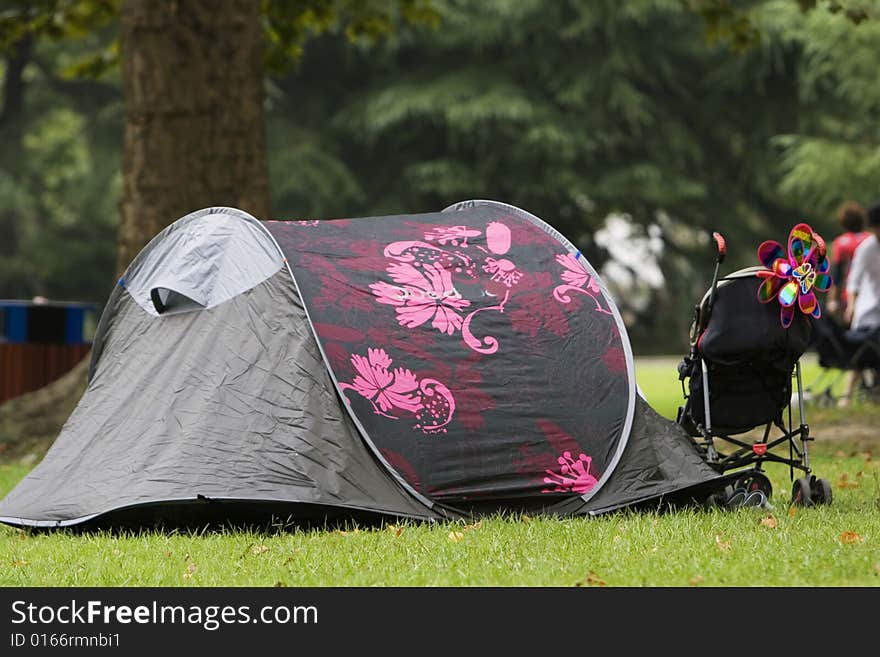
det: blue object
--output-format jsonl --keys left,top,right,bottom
{"left": 0, "top": 300, "right": 97, "bottom": 344}
{"left": 64, "top": 307, "right": 85, "bottom": 344}
{"left": 6, "top": 306, "right": 27, "bottom": 343}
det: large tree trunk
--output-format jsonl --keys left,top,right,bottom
{"left": 117, "top": 0, "right": 270, "bottom": 271}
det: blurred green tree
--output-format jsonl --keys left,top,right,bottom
{"left": 767, "top": 1, "right": 880, "bottom": 216}
{"left": 0, "top": 2, "right": 120, "bottom": 301}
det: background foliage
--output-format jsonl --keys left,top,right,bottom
{"left": 1, "top": 0, "right": 878, "bottom": 352}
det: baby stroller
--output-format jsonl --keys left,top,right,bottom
{"left": 807, "top": 314, "right": 880, "bottom": 406}
{"left": 676, "top": 232, "right": 832, "bottom": 507}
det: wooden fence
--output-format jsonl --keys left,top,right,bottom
{"left": 0, "top": 343, "right": 91, "bottom": 404}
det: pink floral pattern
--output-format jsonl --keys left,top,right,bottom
{"left": 370, "top": 262, "right": 470, "bottom": 335}
{"left": 339, "top": 348, "right": 455, "bottom": 433}
{"left": 424, "top": 225, "right": 482, "bottom": 246}
{"left": 553, "top": 253, "right": 612, "bottom": 315}
{"left": 346, "top": 348, "right": 421, "bottom": 416}
{"left": 482, "top": 258, "right": 523, "bottom": 288}
{"left": 371, "top": 223, "right": 525, "bottom": 354}
{"left": 266, "top": 214, "right": 630, "bottom": 502}
{"left": 514, "top": 421, "right": 600, "bottom": 495}
{"left": 542, "top": 451, "right": 599, "bottom": 494}
{"left": 485, "top": 221, "right": 512, "bottom": 255}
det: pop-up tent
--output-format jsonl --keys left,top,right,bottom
{"left": 0, "top": 201, "right": 726, "bottom": 527}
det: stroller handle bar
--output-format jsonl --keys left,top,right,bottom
{"left": 702, "top": 231, "right": 727, "bottom": 328}
{"left": 712, "top": 232, "right": 726, "bottom": 264}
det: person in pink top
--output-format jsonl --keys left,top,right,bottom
{"left": 827, "top": 201, "right": 870, "bottom": 319}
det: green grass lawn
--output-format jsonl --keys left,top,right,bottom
{"left": 1, "top": 356, "right": 878, "bottom": 587}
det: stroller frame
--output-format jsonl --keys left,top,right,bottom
{"left": 683, "top": 357, "right": 812, "bottom": 475}
{"left": 676, "top": 233, "right": 831, "bottom": 506}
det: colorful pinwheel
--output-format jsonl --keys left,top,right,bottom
{"left": 756, "top": 223, "right": 833, "bottom": 328}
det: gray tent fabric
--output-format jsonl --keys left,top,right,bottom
{"left": 0, "top": 204, "right": 727, "bottom": 528}
{"left": 0, "top": 271, "right": 439, "bottom": 526}
{"left": 124, "top": 207, "right": 282, "bottom": 317}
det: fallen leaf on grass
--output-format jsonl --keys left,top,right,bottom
{"left": 688, "top": 575, "right": 705, "bottom": 586}
{"left": 386, "top": 524, "right": 404, "bottom": 537}
{"left": 252, "top": 545, "right": 270, "bottom": 555}
{"left": 835, "top": 450, "right": 847, "bottom": 458}
{"left": 521, "top": 514, "right": 532, "bottom": 524}
{"left": 760, "top": 516, "right": 778, "bottom": 529}
{"left": 273, "top": 581, "right": 286, "bottom": 588}
{"left": 788, "top": 506, "right": 797, "bottom": 518}
{"left": 575, "top": 571, "right": 606, "bottom": 587}
{"left": 715, "top": 535, "right": 731, "bottom": 552}
{"left": 447, "top": 522, "right": 482, "bottom": 542}
{"left": 11, "top": 559, "right": 28, "bottom": 567}
{"left": 839, "top": 531, "right": 863, "bottom": 545}
{"left": 164, "top": 551, "right": 172, "bottom": 558}
{"left": 837, "top": 473, "right": 859, "bottom": 489}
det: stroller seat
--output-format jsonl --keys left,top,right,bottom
{"left": 680, "top": 267, "right": 811, "bottom": 434}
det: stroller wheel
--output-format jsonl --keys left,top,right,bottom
{"left": 726, "top": 487, "right": 748, "bottom": 508}
{"left": 705, "top": 485, "right": 734, "bottom": 509}
{"left": 734, "top": 471, "right": 773, "bottom": 499}
{"left": 811, "top": 477, "right": 833, "bottom": 506}
{"left": 792, "top": 477, "right": 812, "bottom": 507}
